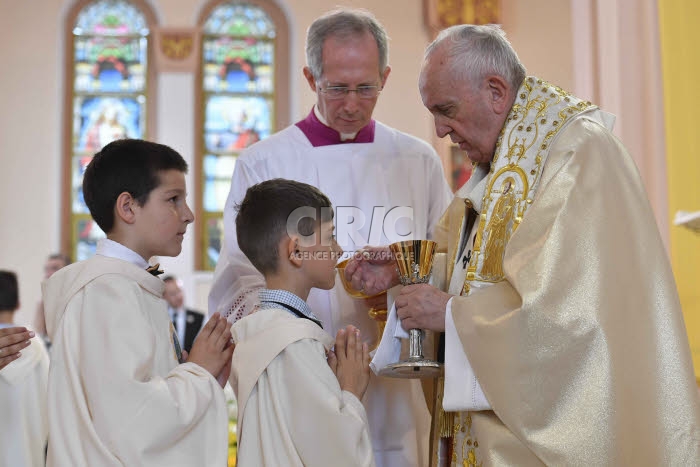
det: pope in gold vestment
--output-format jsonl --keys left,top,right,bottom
{"left": 349, "top": 25, "right": 700, "bottom": 466}
{"left": 428, "top": 79, "right": 700, "bottom": 465}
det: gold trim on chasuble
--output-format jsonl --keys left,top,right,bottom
{"left": 453, "top": 412, "right": 481, "bottom": 466}
{"left": 463, "top": 77, "right": 595, "bottom": 295}
{"left": 446, "top": 77, "right": 595, "bottom": 466}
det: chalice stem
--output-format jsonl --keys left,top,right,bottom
{"left": 408, "top": 329, "right": 424, "bottom": 360}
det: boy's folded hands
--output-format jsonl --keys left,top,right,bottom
{"left": 327, "top": 325, "right": 371, "bottom": 400}
{"left": 187, "top": 313, "right": 235, "bottom": 387}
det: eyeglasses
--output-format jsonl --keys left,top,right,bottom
{"left": 318, "top": 85, "right": 381, "bottom": 100}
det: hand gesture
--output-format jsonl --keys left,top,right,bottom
{"left": 0, "top": 327, "right": 33, "bottom": 371}
{"left": 187, "top": 313, "right": 235, "bottom": 387}
{"left": 395, "top": 284, "right": 452, "bottom": 332}
{"left": 327, "top": 325, "right": 371, "bottom": 400}
{"left": 344, "top": 246, "right": 399, "bottom": 296}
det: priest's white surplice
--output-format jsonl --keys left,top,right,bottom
{"left": 210, "top": 119, "right": 453, "bottom": 466}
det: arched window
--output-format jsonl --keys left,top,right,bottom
{"left": 62, "top": 0, "right": 157, "bottom": 261}
{"left": 196, "top": 0, "right": 289, "bottom": 270}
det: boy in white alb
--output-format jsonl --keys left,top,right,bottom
{"left": 43, "top": 139, "right": 234, "bottom": 466}
{"left": 231, "top": 179, "right": 374, "bottom": 466}
{"left": 0, "top": 270, "right": 50, "bottom": 467}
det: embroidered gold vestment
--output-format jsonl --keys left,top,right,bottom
{"left": 430, "top": 77, "right": 700, "bottom": 465}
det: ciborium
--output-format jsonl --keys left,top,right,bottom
{"left": 380, "top": 239, "right": 442, "bottom": 378}
{"left": 336, "top": 258, "right": 387, "bottom": 350}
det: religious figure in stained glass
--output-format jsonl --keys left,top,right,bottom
{"left": 200, "top": 1, "right": 279, "bottom": 270}
{"left": 76, "top": 97, "right": 141, "bottom": 151}
{"left": 67, "top": 0, "right": 151, "bottom": 261}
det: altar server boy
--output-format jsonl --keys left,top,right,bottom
{"left": 44, "top": 139, "right": 234, "bottom": 466}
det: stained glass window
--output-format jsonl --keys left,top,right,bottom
{"left": 198, "top": 1, "right": 287, "bottom": 270}
{"left": 65, "top": 0, "right": 153, "bottom": 261}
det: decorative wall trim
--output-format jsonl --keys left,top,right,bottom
{"left": 424, "top": 0, "right": 501, "bottom": 36}
{"left": 153, "top": 27, "right": 200, "bottom": 73}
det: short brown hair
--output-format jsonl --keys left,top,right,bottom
{"left": 236, "top": 179, "right": 333, "bottom": 275}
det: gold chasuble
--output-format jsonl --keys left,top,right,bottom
{"left": 430, "top": 77, "right": 700, "bottom": 465}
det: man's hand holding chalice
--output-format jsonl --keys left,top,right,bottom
{"left": 342, "top": 246, "right": 399, "bottom": 297}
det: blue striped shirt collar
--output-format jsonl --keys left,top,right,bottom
{"left": 258, "top": 289, "right": 320, "bottom": 323}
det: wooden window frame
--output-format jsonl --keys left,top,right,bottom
{"left": 61, "top": 0, "right": 159, "bottom": 260}
{"left": 194, "top": 0, "right": 290, "bottom": 270}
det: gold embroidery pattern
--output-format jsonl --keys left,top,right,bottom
{"left": 445, "top": 78, "right": 594, "bottom": 465}
{"left": 462, "top": 77, "right": 594, "bottom": 292}
{"left": 480, "top": 177, "right": 515, "bottom": 280}
{"left": 451, "top": 412, "right": 482, "bottom": 466}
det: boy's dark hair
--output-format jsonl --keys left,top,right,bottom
{"left": 236, "top": 179, "right": 333, "bottom": 275}
{"left": 82, "top": 139, "right": 188, "bottom": 233}
{"left": 0, "top": 270, "right": 19, "bottom": 311}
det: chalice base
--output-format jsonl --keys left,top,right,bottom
{"left": 379, "top": 358, "right": 443, "bottom": 379}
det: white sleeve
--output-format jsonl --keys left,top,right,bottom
{"left": 426, "top": 148, "right": 453, "bottom": 239}
{"left": 443, "top": 297, "right": 491, "bottom": 411}
{"left": 208, "top": 156, "right": 266, "bottom": 322}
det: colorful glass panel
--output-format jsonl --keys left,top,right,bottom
{"left": 205, "top": 216, "right": 225, "bottom": 269}
{"left": 74, "top": 36, "right": 147, "bottom": 92}
{"left": 203, "top": 3, "right": 275, "bottom": 37}
{"left": 75, "top": 217, "right": 107, "bottom": 262}
{"left": 200, "top": 2, "right": 278, "bottom": 270}
{"left": 204, "top": 155, "right": 236, "bottom": 212}
{"left": 73, "top": 95, "right": 145, "bottom": 153}
{"left": 74, "top": 0, "right": 148, "bottom": 36}
{"left": 72, "top": 155, "right": 93, "bottom": 214}
{"left": 68, "top": 0, "right": 149, "bottom": 261}
{"left": 204, "top": 95, "right": 270, "bottom": 153}
{"left": 202, "top": 37, "right": 273, "bottom": 93}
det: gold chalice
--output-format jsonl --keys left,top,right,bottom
{"left": 380, "top": 239, "right": 442, "bottom": 378}
{"left": 336, "top": 258, "right": 388, "bottom": 350}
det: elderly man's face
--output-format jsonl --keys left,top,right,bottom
{"left": 304, "top": 32, "right": 390, "bottom": 135}
{"left": 419, "top": 45, "right": 507, "bottom": 164}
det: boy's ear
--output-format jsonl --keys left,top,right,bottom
{"left": 114, "top": 191, "right": 138, "bottom": 225}
{"left": 286, "top": 235, "right": 303, "bottom": 267}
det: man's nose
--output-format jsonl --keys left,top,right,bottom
{"left": 435, "top": 122, "right": 451, "bottom": 138}
{"left": 432, "top": 114, "right": 451, "bottom": 138}
{"left": 341, "top": 91, "right": 361, "bottom": 112}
